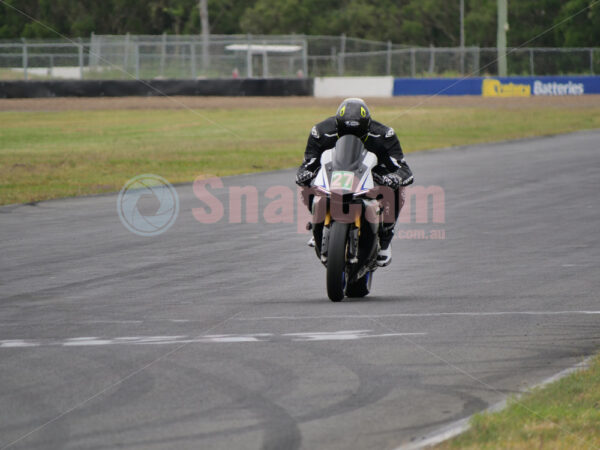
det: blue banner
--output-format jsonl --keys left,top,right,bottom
{"left": 393, "top": 76, "right": 600, "bottom": 96}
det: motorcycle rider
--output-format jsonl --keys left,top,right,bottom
{"left": 295, "top": 98, "right": 414, "bottom": 267}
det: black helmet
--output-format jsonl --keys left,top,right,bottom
{"left": 335, "top": 98, "right": 371, "bottom": 138}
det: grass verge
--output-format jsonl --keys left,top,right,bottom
{"left": 436, "top": 355, "right": 600, "bottom": 449}
{"left": 1, "top": 102, "right": 599, "bottom": 205}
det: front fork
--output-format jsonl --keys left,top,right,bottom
{"left": 320, "top": 211, "right": 331, "bottom": 264}
{"left": 347, "top": 216, "right": 360, "bottom": 264}
{"left": 316, "top": 199, "right": 363, "bottom": 266}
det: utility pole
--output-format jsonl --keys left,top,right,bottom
{"left": 199, "top": 0, "right": 210, "bottom": 74}
{"left": 460, "top": 0, "right": 465, "bottom": 74}
{"left": 497, "top": 0, "right": 508, "bottom": 77}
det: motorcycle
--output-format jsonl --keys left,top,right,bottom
{"left": 308, "top": 135, "right": 390, "bottom": 302}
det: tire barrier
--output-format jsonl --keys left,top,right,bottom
{"left": 3, "top": 76, "right": 598, "bottom": 98}
{"left": 0, "top": 78, "right": 314, "bottom": 98}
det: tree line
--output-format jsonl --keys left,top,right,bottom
{"left": 1, "top": 0, "right": 598, "bottom": 47}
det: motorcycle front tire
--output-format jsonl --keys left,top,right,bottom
{"left": 326, "top": 221, "right": 349, "bottom": 302}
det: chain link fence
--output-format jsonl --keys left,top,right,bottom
{"left": 0, "top": 34, "right": 598, "bottom": 80}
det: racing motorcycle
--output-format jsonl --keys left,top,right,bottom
{"left": 308, "top": 135, "right": 389, "bottom": 302}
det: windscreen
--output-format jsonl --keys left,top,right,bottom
{"left": 331, "top": 135, "right": 365, "bottom": 171}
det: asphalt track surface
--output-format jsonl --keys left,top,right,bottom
{"left": 1, "top": 130, "right": 599, "bottom": 450}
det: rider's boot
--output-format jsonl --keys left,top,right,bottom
{"left": 377, "top": 228, "right": 394, "bottom": 267}
{"left": 306, "top": 222, "right": 316, "bottom": 247}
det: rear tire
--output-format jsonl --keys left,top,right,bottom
{"left": 327, "top": 221, "right": 349, "bottom": 302}
{"left": 345, "top": 272, "right": 373, "bottom": 298}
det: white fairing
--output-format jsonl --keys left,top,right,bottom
{"left": 312, "top": 149, "right": 333, "bottom": 191}
{"left": 312, "top": 149, "right": 378, "bottom": 194}
{"left": 356, "top": 152, "right": 378, "bottom": 193}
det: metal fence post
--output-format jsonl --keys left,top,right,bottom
{"left": 135, "top": 41, "right": 140, "bottom": 79}
{"left": 124, "top": 32, "right": 130, "bottom": 72}
{"left": 428, "top": 45, "right": 435, "bottom": 75}
{"left": 338, "top": 33, "right": 346, "bottom": 76}
{"left": 89, "top": 32, "right": 96, "bottom": 68}
{"left": 302, "top": 38, "right": 308, "bottom": 77}
{"left": 200, "top": 0, "right": 210, "bottom": 73}
{"left": 330, "top": 46, "right": 336, "bottom": 75}
{"left": 246, "top": 34, "right": 252, "bottom": 77}
{"left": 460, "top": 0, "right": 465, "bottom": 74}
{"left": 190, "top": 41, "right": 196, "bottom": 78}
{"left": 78, "top": 37, "right": 84, "bottom": 79}
{"left": 262, "top": 40, "right": 268, "bottom": 77}
{"left": 529, "top": 48, "right": 534, "bottom": 75}
{"left": 202, "top": 34, "right": 211, "bottom": 75}
{"left": 160, "top": 32, "right": 167, "bottom": 77}
{"left": 289, "top": 52, "right": 295, "bottom": 75}
{"left": 410, "top": 47, "right": 416, "bottom": 77}
{"left": 22, "top": 38, "right": 28, "bottom": 80}
{"left": 386, "top": 40, "right": 392, "bottom": 75}
{"left": 497, "top": 0, "right": 508, "bottom": 76}
{"left": 473, "top": 46, "right": 480, "bottom": 75}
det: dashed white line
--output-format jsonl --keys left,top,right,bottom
{"left": 0, "top": 330, "right": 427, "bottom": 349}
{"left": 284, "top": 330, "right": 425, "bottom": 341}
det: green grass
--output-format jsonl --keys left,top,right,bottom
{"left": 1, "top": 104, "right": 599, "bottom": 205}
{"left": 437, "top": 355, "right": 600, "bottom": 449}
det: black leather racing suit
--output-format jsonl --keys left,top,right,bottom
{"left": 298, "top": 116, "right": 413, "bottom": 240}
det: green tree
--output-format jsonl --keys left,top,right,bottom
{"left": 464, "top": 0, "right": 496, "bottom": 47}
{"left": 508, "top": 0, "right": 563, "bottom": 46}
{"left": 1, "top": 0, "right": 598, "bottom": 47}
{"left": 400, "top": 0, "right": 460, "bottom": 46}
{"left": 325, "top": 0, "right": 405, "bottom": 42}
{"left": 240, "top": 0, "right": 329, "bottom": 34}
{"left": 554, "top": 0, "right": 600, "bottom": 46}
{"left": 207, "top": 0, "right": 257, "bottom": 34}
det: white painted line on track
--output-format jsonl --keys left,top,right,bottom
{"left": 283, "top": 331, "right": 426, "bottom": 341}
{"left": 84, "top": 320, "right": 144, "bottom": 324}
{"left": 0, "top": 319, "right": 190, "bottom": 327}
{"left": 6, "top": 312, "right": 596, "bottom": 328}
{"left": 394, "top": 356, "right": 594, "bottom": 450}
{"left": 236, "top": 311, "right": 600, "bottom": 321}
{"left": 0, "top": 340, "right": 34, "bottom": 348}
{"left": 0, "top": 330, "right": 427, "bottom": 349}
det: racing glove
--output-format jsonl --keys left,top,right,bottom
{"left": 295, "top": 167, "right": 317, "bottom": 186}
{"left": 373, "top": 163, "right": 415, "bottom": 188}
{"left": 397, "top": 165, "right": 414, "bottom": 186}
{"left": 373, "top": 172, "right": 402, "bottom": 190}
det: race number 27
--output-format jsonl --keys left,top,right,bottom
{"left": 331, "top": 171, "right": 354, "bottom": 190}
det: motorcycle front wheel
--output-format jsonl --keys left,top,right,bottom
{"left": 326, "top": 221, "right": 349, "bottom": 302}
